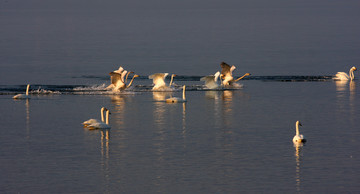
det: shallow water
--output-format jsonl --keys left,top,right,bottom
{"left": 1, "top": 0, "right": 360, "bottom": 193}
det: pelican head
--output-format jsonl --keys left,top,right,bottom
{"left": 351, "top": 66, "right": 357, "bottom": 71}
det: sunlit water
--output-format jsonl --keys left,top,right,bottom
{"left": 1, "top": 0, "right": 360, "bottom": 193}
{"left": 1, "top": 79, "right": 359, "bottom": 193}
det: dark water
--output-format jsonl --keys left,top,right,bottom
{"left": 1, "top": 0, "right": 360, "bottom": 193}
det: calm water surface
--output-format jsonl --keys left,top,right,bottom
{"left": 1, "top": 0, "right": 360, "bottom": 193}
{"left": 1, "top": 80, "right": 359, "bottom": 193}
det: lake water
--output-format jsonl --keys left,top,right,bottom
{"left": 1, "top": 0, "right": 360, "bottom": 193}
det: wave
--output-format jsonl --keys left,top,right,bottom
{"left": 0, "top": 75, "right": 335, "bottom": 95}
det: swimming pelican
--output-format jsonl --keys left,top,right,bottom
{"left": 166, "top": 85, "right": 187, "bottom": 103}
{"left": 149, "top": 73, "right": 177, "bottom": 90}
{"left": 88, "top": 109, "right": 111, "bottom": 129}
{"left": 334, "top": 66, "right": 357, "bottom": 81}
{"left": 82, "top": 107, "right": 106, "bottom": 127}
{"left": 13, "top": 84, "right": 31, "bottom": 99}
{"left": 109, "top": 71, "right": 139, "bottom": 91}
{"left": 220, "top": 62, "right": 236, "bottom": 86}
{"left": 293, "top": 121, "right": 306, "bottom": 143}
{"left": 229, "top": 73, "right": 251, "bottom": 86}
{"left": 200, "top": 71, "right": 221, "bottom": 89}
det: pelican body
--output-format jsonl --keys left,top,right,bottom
{"left": 13, "top": 84, "right": 31, "bottom": 99}
{"left": 166, "top": 85, "right": 187, "bottom": 103}
{"left": 293, "top": 121, "right": 306, "bottom": 143}
{"left": 334, "top": 66, "right": 357, "bottom": 81}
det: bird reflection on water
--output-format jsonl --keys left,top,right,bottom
{"left": 294, "top": 142, "right": 304, "bottom": 192}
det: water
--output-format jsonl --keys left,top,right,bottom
{"left": 1, "top": 0, "right": 360, "bottom": 193}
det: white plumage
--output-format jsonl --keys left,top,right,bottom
{"left": 82, "top": 107, "right": 106, "bottom": 127}
{"left": 293, "top": 121, "right": 306, "bottom": 143}
{"left": 149, "top": 73, "right": 177, "bottom": 91}
{"left": 334, "top": 66, "right": 357, "bottom": 81}
{"left": 88, "top": 109, "right": 111, "bottom": 129}
{"left": 201, "top": 71, "right": 221, "bottom": 89}
{"left": 13, "top": 84, "right": 31, "bottom": 99}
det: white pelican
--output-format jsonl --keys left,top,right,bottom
{"left": 88, "top": 109, "right": 111, "bottom": 129}
{"left": 166, "top": 85, "right": 187, "bottom": 103}
{"left": 82, "top": 107, "right": 106, "bottom": 127}
{"left": 229, "top": 73, "right": 251, "bottom": 86}
{"left": 293, "top": 121, "right": 306, "bottom": 143}
{"left": 13, "top": 84, "right": 31, "bottom": 99}
{"left": 220, "top": 62, "right": 236, "bottom": 86}
{"left": 109, "top": 71, "right": 139, "bottom": 91}
{"left": 334, "top": 66, "right": 357, "bottom": 81}
{"left": 200, "top": 71, "right": 221, "bottom": 89}
{"left": 149, "top": 73, "right": 177, "bottom": 90}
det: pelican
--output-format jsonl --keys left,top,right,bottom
{"left": 82, "top": 107, "right": 106, "bottom": 127}
{"left": 13, "top": 84, "right": 31, "bottom": 99}
{"left": 334, "top": 66, "right": 357, "bottom": 81}
{"left": 220, "top": 62, "right": 236, "bottom": 86}
{"left": 229, "top": 73, "right": 251, "bottom": 86}
{"left": 149, "top": 73, "right": 177, "bottom": 90}
{"left": 109, "top": 71, "right": 139, "bottom": 91}
{"left": 293, "top": 121, "right": 306, "bottom": 143}
{"left": 166, "top": 85, "right": 187, "bottom": 103}
{"left": 200, "top": 71, "right": 221, "bottom": 89}
{"left": 88, "top": 109, "right": 111, "bottom": 129}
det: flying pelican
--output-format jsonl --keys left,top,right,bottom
{"left": 334, "top": 66, "right": 357, "bottom": 81}
{"left": 149, "top": 73, "right": 177, "bottom": 90}
{"left": 166, "top": 85, "right": 187, "bottom": 103}
{"left": 109, "top": 71, "right": 139, "bottom": 91}
{"left": 82, "top": 107, "right": 106, "bottom": 127}
{"left": 13, "top": 84, "right": 31, "bottom": 99}
{"left": 200, "top": 71, "right": 221, "bottom": 89}
{"left": 293, "top": 121, "right": 306, "bottom": 143}
{"left": 88, "top": 108, "right": 111, "bottom": 129}
{"left": 220, "top": 62, "right": 236, "bottom": 86}
{"left": 229, "top": 73, "right": 251, "bottom": 86}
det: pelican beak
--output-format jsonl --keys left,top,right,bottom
{"left": 299, "top": 122, "right": 302, "bottom": 126}
{"left": 134, "top": 74, "right": 139, "bottom": 78}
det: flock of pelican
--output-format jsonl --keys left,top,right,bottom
{"left": 12, "top": 63, "right": 357, "bottom": 141}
